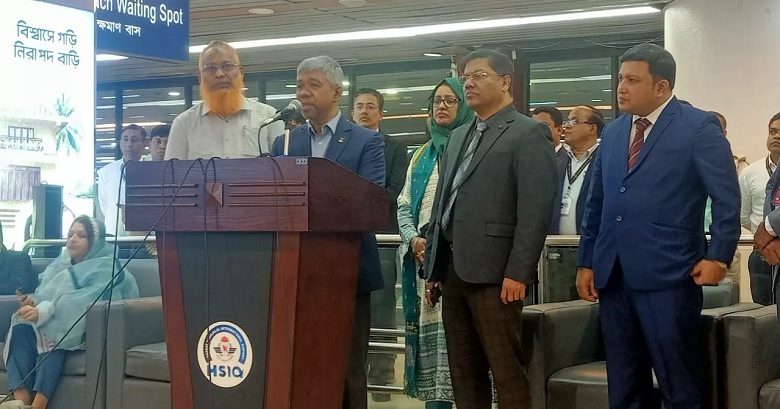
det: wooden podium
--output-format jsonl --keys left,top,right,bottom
{"left": 124, "top": 157, "right": 388, "bottom": 409}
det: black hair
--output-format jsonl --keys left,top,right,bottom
{"left": 122, "top": 124, "right": 147, "bottom": 139}
{"left": 149, "top": 124, "right": 171, "bottom": 139}
{"left": 355, "top": 88, "right": 384, "bottom": 110}
{"left": 769, "top": 113, "right": 780, "bottom": 129}
{"left": 619, "top": 43, "right": 676, "bottom": 90}
{"left": 458, "top": 49, "right": 514, "bottom": 85}
{"left": 532, "top": 106, "right": 563, "bottom": 127}
{"left": 579, "top": 105, "right": 605, "bottom": 137}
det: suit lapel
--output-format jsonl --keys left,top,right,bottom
{"left": 460, "top": 115, "right": 510, "bottom": 183}
{"left": 297, "top": 127, "right": 313, "bottom": 156}
{"left": 627, "top": 100, "right": 678, "bottom": 176}
{"left": 440, "top": 122, "right": 471, "bottom": 197}
{"left": 617, "top": 116, "right": 632, "bottom": 175}
{"left": 325, "top": 116, "right": 351, "bottom": 162}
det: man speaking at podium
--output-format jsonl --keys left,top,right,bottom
{"left": 165, "top": 41, "right": 284, "bottom": 160}
{"left": 270, "top": 56, "right": 385, "bottom": 409}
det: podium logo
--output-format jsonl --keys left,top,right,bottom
{"left": 196, "top": 321, "right": 253, "bottom": 388}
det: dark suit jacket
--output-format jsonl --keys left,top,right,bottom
{"left": 271, "top": 116, "right": 386, "bottom": 295}
{"left": 549, "top": 149, "right": 595, "bottom": 234}
{"left": 382, "top": 134, "right": 408, "bottom": 234}
{"left": 424, "top": 105, "right": 558, "bottom": 285}
{"left": 577, "top": 97, "right": 741, "bottom": 291}
{"left": 0, "top": 249, "right": 35, "bottom": 294}
{"left": 555, "top": 146, "right": 568, "bottom": 169}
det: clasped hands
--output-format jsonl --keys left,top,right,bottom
{"left": 15, "top": 289, "right": 38, "bottom": 323}
{"left": 755, "top": 222, "right": 780, "bottom": 265}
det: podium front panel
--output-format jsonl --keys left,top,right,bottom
{"left": 175, "top": 232, "right": 274, "bottom": 408}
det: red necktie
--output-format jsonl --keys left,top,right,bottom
{"left": 628, "top": 118, "right": 651, "bottom": 170}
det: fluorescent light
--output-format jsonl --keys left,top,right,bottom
{"left": 591, "top": 99, "right": 602, "bottom": 102}
{"left": 398, "top": 102, "right": 414, "bottom": 106}
{"left": 189, "top": 6, "right": 659, "bottom": 53}
{"left": 385, "top": 89, "right": 399, "bottom": 95}
{"left": 100, "top": 94, "right": 139, "bottom": 100}
{"left": 530, "top": 75, "right": 611, "bottom": 84}
{"left": 343, "top": 81, "right": 350, "bottom": 86}
{"left": 96, "top": 121, "right": 167, "bottom": 130}
{"left": 168, "top": 91, "right": 181, "bottom": 96}
{"left": 424, "top": 53, "right": 442, "bottom": 57}
{"left": 129, "top": 115, "right": 145, "bottom": 119}
{"left": 602, "top": 89, "right": 612, "bottom": 92}
{"left": 96, "top": 53, "right": 128, "bottom": 62}
{"left": 285, "top": 84, "right": 296, "bottom": 88}
{"left": 530, "top": 101, "right": 558, "bottom": 106}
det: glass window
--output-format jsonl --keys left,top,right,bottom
{"left": 356, "top": 68, "right": 452, "bottom": 151}
{"left": 121, "top": 88, "right": 187, "bottom": 159}
{"left": 95, "top": 90, "right": 117, "bottom": 170}
{"left": 529, "top": 58, "right": 614, "bottom": 121}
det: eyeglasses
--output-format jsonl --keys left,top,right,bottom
{"left": 430, "top": 96, "right": 460, "bottom": 108}
{"left": 201, "top": 62, "right": 239, "bottom": 75}
{"left": 460, "top": 72, "right": 507, "bottom": 82}
{"left": 563, "top": 118, "right": 596, "bottom": 128}
{"left": 354, "top": 103, "right": 379, "bottom": 111}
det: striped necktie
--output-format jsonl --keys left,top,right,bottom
{"left": 628, "top": 118, "right": 651, "bottom": 171}
{"left": 441, "top": 121, "right": 487, "bottom": 230}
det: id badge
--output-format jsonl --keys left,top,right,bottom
{"left": 561, "top": 194, "right": 571, "bottom": 216}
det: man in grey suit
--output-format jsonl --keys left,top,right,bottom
{"left": 424, "top": 49, "right": 557, "bottom": 409}
{"left": 754, "top": 164, "right": 780, "bottom": 310}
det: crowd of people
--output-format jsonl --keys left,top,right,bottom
{"left": 4, "top": 37, "right": 780, "bottom": 409}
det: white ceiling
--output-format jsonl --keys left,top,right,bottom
{"left": 95, "top": 0, "right": 667, "bottom": 83}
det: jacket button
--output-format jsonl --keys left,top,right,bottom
{"left": 616, "top": 216, "right": 623, "bottom": 222}
{"left": 619, "top": 186, "right": 626, "bottom": 193}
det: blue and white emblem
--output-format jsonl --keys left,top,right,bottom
{"left": 197, "top": 321, "right": 253, "bottom": 388}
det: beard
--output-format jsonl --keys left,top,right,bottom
{"left": 201, "top": 77, "right": 245, "bottom": 118}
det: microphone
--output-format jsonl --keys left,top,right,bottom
{"left": 260, "top": 100, "right": 302, "bottom": 129}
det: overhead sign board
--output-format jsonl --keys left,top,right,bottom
{"left": 94, "top": 0, "right": 190, "bottom": 62}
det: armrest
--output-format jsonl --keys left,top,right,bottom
{"left": 522, "top": 300, "right": 602, "bottom": 409}
{"left": 0, "top": 296, "right": 19, "bottom": 340}
{"left": 699, "top": 303, "right": 763, "bottom": 409}
{"left": 702, "top": 279, "right": 740, "bottom": 309}
{"left": 724, "top": 305, "right": 780, "bottom": 409}
{"left": 98, "top": 297, "right": 165, "bottom": 409}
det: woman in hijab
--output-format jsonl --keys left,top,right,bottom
{"left": 397, "top": 77, "right": 474, "bottom": 408}
{"left": 0, "top": 215, "right": 139, "bottom": 409}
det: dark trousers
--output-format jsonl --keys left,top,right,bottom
{"left": 600, "top": 261, "right": 703, "bottom": 409}
{"left": 6, "top": 324, "right": 66, "bottom": 399}
{"left": 368, "top": 251, "right": 398, "bottom": 385}
{"left": 441, "top": 255, "right": 530, "bottom": 409}
{"left": 343, "top": 294, "right": 371, "bottom": 409}
{"left": 749, "top": 250, "right": 775, "bottom": 305}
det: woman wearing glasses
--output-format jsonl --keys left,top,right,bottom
{"left": 397, "top": 77, "right": 473, "bottom": 409}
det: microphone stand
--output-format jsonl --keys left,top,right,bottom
{"left": 283, "top": 118, "right": 293, "bottom": 156}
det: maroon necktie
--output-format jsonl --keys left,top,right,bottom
{"left": 628, "top": 118, "right": 651, "bottom": 170}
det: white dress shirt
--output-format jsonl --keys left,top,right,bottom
{"left": 630, "top": 95, "right": 674, "bottom": 146}
{"left": 165, "top": 97, "right": 285, "bottom": 160}
{"left": 739, "top": 155, "right": 775, "bottom": 233}
{"left": 558, "top": 143, "right": 599, "bottom": 235}
{"left": 97, "top": 159, "right": 127, "bottom": 237}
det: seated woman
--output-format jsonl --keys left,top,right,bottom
{"left": 0, "top": 221, "right": 36, "bottom": 295}
{"left": 0, "top": 215, "right": 139, "bottom": 409}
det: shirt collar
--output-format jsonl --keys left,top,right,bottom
{"left": 768, "top": 155, "right": 778, "bottom": 173}
{"left": 566, "top": 142, "right": 599, "bottom": 161}
{"left": 632, "top": 94, "right": 674, "bottom": 126}
{"left": 201, "top": 97, "right": 251, "bottom": 116}
{"left": 309, "top": 111, "right": 342, "bottom": 136}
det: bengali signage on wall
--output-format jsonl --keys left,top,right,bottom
{"left": 0, "top": 0, "right": 95, "bottom": 249}
{"left": 95, "top": 0, "right": 189, "bottom": 62}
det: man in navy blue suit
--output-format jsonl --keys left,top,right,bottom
{"left": 270, "top": 55, "right": 385, "bottom": 409}
{"left": 576, "top": 44, "right": 740, "bottom": 409}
